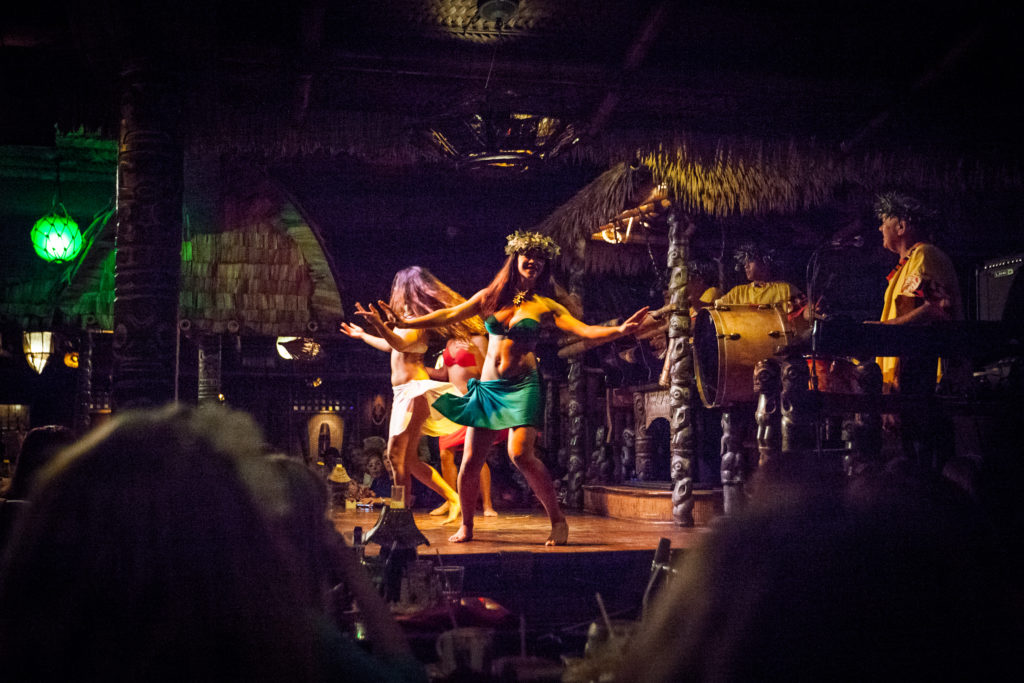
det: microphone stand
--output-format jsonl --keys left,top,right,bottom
{"left": 804, "top": 236, "right": 864, "bottom": 458}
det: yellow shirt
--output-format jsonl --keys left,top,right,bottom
{"left": 877, "top": 242, "right": 962, "bottom": 388}
{"left": 690, "top": 286, "right": 723, "bottom": 318}
{"left": 718, "top": 281, "right": 801, "bottom": 307}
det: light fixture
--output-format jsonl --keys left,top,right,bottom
{"left": 426, "top": 92, "right": 579, "bottom": 171}
{"left": 31, "top": 204, "right": 82, "bottom": 263}
{"left": 478, "top": 0, "right": 519, "bottom": 24}
{"left": 31, "top": 156, "right": 83, "bottom": 263}
{"left": 22, "top": 331, "right": 55, "bottom": 374}
{"left": 275, "top": 336, "right": 322, "bottom": 360}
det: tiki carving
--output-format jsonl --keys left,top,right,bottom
{"left": 620, "top": 428, "right": 636, "bottom": 481}
{"left": 754, "top": 358, "right": 782, "bottom": 469}
{"left": 542, "top": 370, "right": 559, "bottom": 454}
{"left": 666, "top": 211, "right": 695, "bottom": 525}
{"left": 112, "top": 63, "right": 183, "bottom": 410}
{"left": 720, "top": 409, "right": 751, "bottom": 515}
{"left": 197, "top": 333, "right": 222, "bottom": 404}
{"left": 632, "top": 389, "right": 654, "bottom": 480}
{"left": 781, "top": 356, "right": 814, "bottom": 454}
{"left": 593, "top": 425, "right": 614, "bottom": 482}
{"left": 74, "top": 330, "right": 94, "bottom": 433}
{"left": 564, "top": 243, "right": 587, "bottom": 509}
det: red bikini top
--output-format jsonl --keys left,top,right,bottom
{"left": 443, "top": 345, "right": 478, "bottom": 367}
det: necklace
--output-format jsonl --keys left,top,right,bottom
{"left": 512, "top": 290, "right": 530, "bottom": 307}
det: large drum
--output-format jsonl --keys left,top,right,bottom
{"left": 693, "top": 305, "right": 808, "bottom": 408}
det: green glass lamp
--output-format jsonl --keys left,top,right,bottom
{"left": 31, "top": 204, "right": 83, "bottom": 263}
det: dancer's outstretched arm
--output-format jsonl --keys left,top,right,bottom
{"left": 545, "top": 297, "right": 650, "bottom": 342}
{"left": 353, "top": 302, "right": 428, "bottom": 353}
{"left": 374, "top": 290, "right": 484, "bottom": 329}
{"left": 339, "top": 321, "right": 391, "bottom": 353}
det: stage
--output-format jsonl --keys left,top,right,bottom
{"left": 330, "top": 506, "right": 710, "bottom": 557}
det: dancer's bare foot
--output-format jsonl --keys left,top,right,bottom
{"left": 544, "top": 520, "right": 569, "bottom": 546}
{"left": 448, "top": 524, "right": 473, "bottom": 543}
{"left": 429, "top": 501, "right": 450, "bottom": 516}
{"left": 442, "top": 500, "right": 461, "bottom": 525}
{"left": 482, "top": 507, "right": 499, "bottom": 517}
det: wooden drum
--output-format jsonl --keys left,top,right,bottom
{"left": 693, "top": 305, "right": 808, "bottom": 408}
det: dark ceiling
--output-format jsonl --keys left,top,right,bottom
{"left": 3, "top": 1, "right": 1023, "bottom": 318}
{"left": 3, "top": 0, "right": 1022, "bottom": 157}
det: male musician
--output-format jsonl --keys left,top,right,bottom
{"left": 713, "top": 243, "right": 803, "bottom": 514}
{"left": 717, "top": 243, "right": 804, "bottom": 310}
{"left": 872, "top": 193, "right": 963, "bottom": 389}
{"left": 870, "top": 192, "right": 962, "bottom": 470}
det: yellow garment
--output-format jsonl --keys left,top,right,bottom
{"left": 690, "top": 286, "right": 723, "bottom": 318}
{"left": 877, "top": 242, "right": 962, "bottom": 388}
{"left": 718, "top": 281, "right": 801, "bottom": 306}
{"left": 699, "top": 286, "right": 722, "bottom": 305}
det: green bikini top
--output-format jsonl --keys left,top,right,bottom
{"left": 484, "top": 314, "right": 541, "bottom": 344}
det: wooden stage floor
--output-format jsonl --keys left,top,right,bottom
{"left": 330, "top": 506, "right": 711, "bottom": 557}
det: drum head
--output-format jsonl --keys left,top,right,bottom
{"left": 692, "top": 309, "right": 720, "bottom": 407}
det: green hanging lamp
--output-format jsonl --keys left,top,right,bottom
{"left": 30, "top": 155, "right": 83, "bottom": 263}
{"left": 31, "top": 204, "right": 82, "bottom": 263}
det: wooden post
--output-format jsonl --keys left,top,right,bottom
{"left": 754, "top": 358, "right": 782, "bottom": 469}
{"left": 73, "top": 330, "right": 94, "bottom": 433}
{"left": 781, "top": 355, "right": 815, "bottom": 454}
{"left": 665, "top": 211, "right": 695, "bottom": 526}
{"left": 564, "top": 241, "right": 587, "bottom": 510}
{"left": 632, "top": 390, "right": 655, "bottom": 480}
{"left": 112, "top": 62, "right": 182, "bottom": 410}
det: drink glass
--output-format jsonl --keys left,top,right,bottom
{"left": 435, "top": 565, "right": 465, "bottom": 605}
{"left": 389, "top": 484, "right": 406, "bottom": 508}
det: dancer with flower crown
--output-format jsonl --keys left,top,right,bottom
{"left": 363, "top": 231, "right": 649, "bottom": 546}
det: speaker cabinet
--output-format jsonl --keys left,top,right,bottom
{"left": 976, "top": 253, "right": 1023, "bottom": 322}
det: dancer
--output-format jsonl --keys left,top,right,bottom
{"left": 341, "top": 266, "right": 481, "bottom": 524}
{"left": 426, "top": 335, "right": 501, "bottom": 518}
{"left": 366, "top": 230, "right": 649, "bottom": 545}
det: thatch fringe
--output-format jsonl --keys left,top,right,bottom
{"left": 569, "top": 134, "right": 1024, "bottom": 218}
{"left": 532, "top": 163, "right": 646, "bottom": 264}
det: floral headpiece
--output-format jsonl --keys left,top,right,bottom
{"left": 874, "top": 192, "right": 927, "bottom": 224}
{"left": 733, "top": 242, "right": 774, "bottom": 271}
{"left": 505, "top": 230, "right": 561, "bottom": 258}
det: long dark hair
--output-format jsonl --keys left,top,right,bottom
{"left": 478, "top": 254, "right": 554, "bottom": 318}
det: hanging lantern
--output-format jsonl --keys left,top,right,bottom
{"left": 22, "top": 331, "right": 55, "bottom": 374}
{"left": 31, "top": 204, "right": 83, "bottom": 263}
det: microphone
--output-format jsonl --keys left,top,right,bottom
{"left": 828, "top": 235, "right": 864, "bottom": 248}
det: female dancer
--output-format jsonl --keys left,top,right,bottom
{"left": 365, "top": 231, "right": 649, "bottom": 545}
{"left": 426, "top": 334, "right": 500, "bottom": 518}
{"left": 340, "top": 266, "right": 484, "bottom": 524}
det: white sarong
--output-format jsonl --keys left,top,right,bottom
{"left": 389, "top": 379, "right": 462, "bottom": 439}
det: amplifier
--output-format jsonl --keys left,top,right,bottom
{"left": 976, "top": 253, "right": 1023, "bottom": 322}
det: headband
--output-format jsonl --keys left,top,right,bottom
{"left": 505, "top": 230, "right": 561, "bottom": 258}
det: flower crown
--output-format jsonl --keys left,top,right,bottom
{"left": 504, "top": 230, "right": 561, "bottom": 258}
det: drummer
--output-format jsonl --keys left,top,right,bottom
{"left": 716, "top": 242, "right": 804, "bottom": 314}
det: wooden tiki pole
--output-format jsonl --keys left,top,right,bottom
{"left": 665, "top": 210, "right": 695, "bottom": 526}
{"left": 112, "top": 62, "right": 182, "bottom": 410}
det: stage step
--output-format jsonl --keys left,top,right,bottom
{"left": 583, "top": 483, "right": 723, "bottom": 526}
